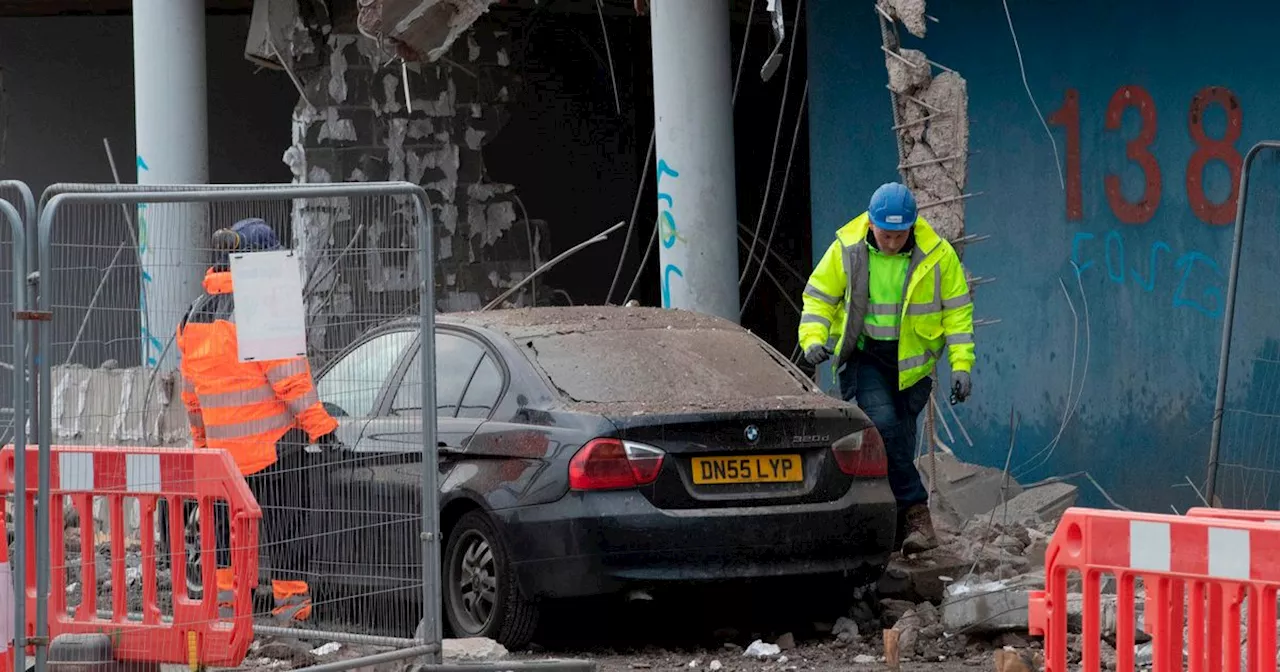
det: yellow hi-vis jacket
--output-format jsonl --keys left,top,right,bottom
{"left": 799, "top": 212, "right": 975, "bottom": 390}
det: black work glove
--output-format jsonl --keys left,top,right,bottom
{"left": 951, "top": 371, "right": 972, "bottom": 404}
{"left": 804, "top": 343, "right": 832, "bottom": 366}
{"left": 315, "top": 431, "right": 343, "bottom": 450}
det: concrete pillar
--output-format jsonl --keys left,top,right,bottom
{"left": 133, "top": 0, "right": 210, "bottom": 369}
{"left": 649, "top": 0, "right": 741, "bottom": 322}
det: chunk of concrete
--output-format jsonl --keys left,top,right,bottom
{"left": 879, "top": 549, "right": 971, "bottom": 604}
{"left": 940, "top": 574, "right": 1043, "bottom": 633}
{"left": 980, "top": 482, "right": 1079, "bottom": 528}
{"left": 442, "top": 637, "right": 508, "bottom": 662}
{"left": 917, "top": 453, "right": 1023, "bottom": 529}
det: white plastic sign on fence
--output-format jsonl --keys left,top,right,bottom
{"left": 229, "top": 249, "right": 307, "bottom": 362}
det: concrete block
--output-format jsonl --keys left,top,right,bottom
{"left": 940, "top": 573, "right": 1042, "bottom": 633}
{"left": 878, "top": 550, "right": 970, "bottom": 604}
{"left": 980, "top": 482, "right": 1079, "bottom": 528}
{"left": 918, "top": 453, "right": 1023, "bottom": 529}
{"left": 442, "top": 637, "right": 508, "bottom": 662}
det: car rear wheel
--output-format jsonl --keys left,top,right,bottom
{"left": 443, "top": 511, "right": 538, "bottom": 648}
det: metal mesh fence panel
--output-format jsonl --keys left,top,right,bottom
{"left": 1209, "top": 144, "right": 1280, "bottom": 509}
{"left": 34, "top": 183, "right": 440, "bottom": 670}
{"left": 0, "top": 196, "right": 29, "bottom": 672}
{"left": 0, "top": 188, "right": 25, "bottom": 445}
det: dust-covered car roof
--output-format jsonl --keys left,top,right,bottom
{"left": 442, "top": 306, "right": 852, "bottom": 416}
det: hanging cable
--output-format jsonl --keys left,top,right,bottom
{"left": 605, "top": 132, "right": 655, "bottom": 305}
{"left": 741, "top": 79, "right": 808, "bottom": 316}
{"left": 739, "top": 0, "right": 804, "bottom": 288}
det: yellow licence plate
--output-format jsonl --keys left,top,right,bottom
{"left": 691, "top": 455, "right": 803, "bottom": 485}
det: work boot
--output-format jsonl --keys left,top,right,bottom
{"left": 901, "top": 504, "right": 939, "bottom": 554}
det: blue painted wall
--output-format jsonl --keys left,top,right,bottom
{"left": 808, "top": 0, "right": 1280, "bottom": 512}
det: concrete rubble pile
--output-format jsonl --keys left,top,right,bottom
{"left": 847, "top": 453, "right": 1085, "bottom": 666}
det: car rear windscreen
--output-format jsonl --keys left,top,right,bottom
{"left": 523, "top": 328, "right": 815, "bottom": 407}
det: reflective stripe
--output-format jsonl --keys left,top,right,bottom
{"left": 265, "top": 359, "right": 308, "bottom": 384}
{"left": 900, "top": 353, "right": 929, "bottom": 369}
{"left": 906, "top": 303, "right": 939, "bottom": 316}
{"left": 804, "top": 283, "right": 841, "bottom": 305}
{"left": 942, "top": 293, "right": 972, "bottom": 309}
{"left": 181, "top": 379, "right": 196, "bottom": 396}
{"left": 863, "top": 323, "right": 900, "bottom": 339}
{"left": 946, "top": 332, "right": 975, "bottom": 346}
{"left": 869, "top": 303, "right": 900, "bottom": 316}
{"left": 204, "top": 412, "right": 293, "bottom": 440}
{"left": 801, "top": 313, "right": 831, "bottom": 328}
{"left": 186, "top": 410, "right": 205, "bottom": 430}
{"left": 906, "top": 266, "right": 943, "bottom": 315}
{"left": 900, "top": 347, "right": 943, "bottom": 371}
{"left": 838, "top": 240, "right": 870, "bottom": 363}
{"left": 284, "top": 389, "right": 321, "bottom": 417}
{"left": 199, "top": 385, "right": 277, "bottom": 409}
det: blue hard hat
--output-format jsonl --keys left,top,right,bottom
{"left": 228, "top": 217, "right": 282, "bottom": 251}
{"left": 211, "top": 217, "right": 281, "bottom": 269}
{"left": 868, "top": 182, "right": 917, "bottom": 231}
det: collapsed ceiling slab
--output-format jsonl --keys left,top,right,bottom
{"left": 356, "top": 0, "right": 501, "bottom": 62}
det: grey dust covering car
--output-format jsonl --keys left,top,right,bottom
{"left": 299, "top": 306, "right": 895, "bottom": 647}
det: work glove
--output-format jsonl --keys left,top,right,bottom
{"left": 804, "top": 343, "right": 832, "bottom": 366}
{"left": 315, "top": 431, "right": 344, "bottom": 451}
{"left": 950, "top": 371, "right": 972, "bottom": 404}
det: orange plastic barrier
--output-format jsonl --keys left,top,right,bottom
{"left": 1186, "top": 506, "right": 1280, "bottom": 525}
{"left": 0, "top": 445, "right": 260, "bottom": 668}
{"left": 1028, "top": 507, "right": 1280, "bottom": 672}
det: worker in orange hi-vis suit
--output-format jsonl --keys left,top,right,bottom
{"left": 175, "top": 217, "right": 339, "bottom": 624}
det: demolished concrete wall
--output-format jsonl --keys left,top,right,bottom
{"left": 878, "top": 0, "right": 968, "bottom": 242}
{"left": 50, "top": 365, "right": 190, "bottom": 447}
{"left": 283, "top": 11, "right": 542, "bottom": 357}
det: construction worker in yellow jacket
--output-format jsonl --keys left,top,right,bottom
{"left": 799, "top": 182, "right": 974, "bottom": 554}
{"left": 177, "top": 217, "right": 340, "bottom": 623}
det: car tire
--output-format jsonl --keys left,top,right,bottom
{"left": 443, "top": 510, "right": 538, "bottom": 648}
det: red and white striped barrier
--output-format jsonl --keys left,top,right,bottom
{"left": 1029, "top": 507, "right": 1280, "bottom": 672}
{"left": 0, "top": 444, "right": 261, "bottom": 669}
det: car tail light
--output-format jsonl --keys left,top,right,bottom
{"left": 832, "top": 427, "right": 888, "bottom": 477}
{"left": 569, "top": 439, "right": 666, "bottom": 490}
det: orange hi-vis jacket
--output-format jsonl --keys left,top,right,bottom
{"left": 176, "top": 268, "right": 338, "bottom": 476}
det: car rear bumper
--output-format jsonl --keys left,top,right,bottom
{"left": 493, "top": 480, "right": 896, "bottom": 599}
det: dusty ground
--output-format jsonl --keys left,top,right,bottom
{"left": 498, "top": 580, "right": 1032, "bottom": 672}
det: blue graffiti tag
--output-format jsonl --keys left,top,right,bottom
{"left": 1129, "top": 241, "right": 1171, "bottom": 292}
{"left": 137, "top": 154, "right": 157, "bottom": 366}
{"left": 1070, "top": 228, "right": 1224, "bottom": 318}
{"left": 656, "top": 158, "right": 683, "bottom": 307}
{"left": 1173, "top": 251, "right": 1225, "bottom": 318}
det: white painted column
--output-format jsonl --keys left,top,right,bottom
{"left": 133, "top": 0, "right": 210, "bottom": 369}
{"left": 649, "top": 0, "right": 741, "bottom": 322}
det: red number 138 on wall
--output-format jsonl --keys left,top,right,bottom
{"left": 1049, "top": 85, "right": 1243, "bottom": 226}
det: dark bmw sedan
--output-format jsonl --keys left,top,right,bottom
{"left": 297, "top": 306, "right": 895, "bottom": 647}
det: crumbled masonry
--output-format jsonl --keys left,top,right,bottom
{"left": 878, "top": 0, "right": 969, "bottom": 242}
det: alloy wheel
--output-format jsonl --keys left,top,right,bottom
{"left": 449, "top": 530, "right": 498, "bottom": 633}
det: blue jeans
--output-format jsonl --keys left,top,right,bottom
{"left": 838, "top": 358, "right": 931, "bottom": 508}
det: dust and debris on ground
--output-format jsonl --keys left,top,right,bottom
{"left": 24, "top": 455, "right": 1170, "bottom": 672}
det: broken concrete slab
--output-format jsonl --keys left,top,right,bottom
{"left": 878, "top": 549, "right": 971, "bottom": 604}
{"left": 442, "top": 637, "right": 508, "bottom": 662}
{"left": 918, "top": 453, "right": 1023, "bottom": 530}
{"left": 978, "top": 482, "right": 1079, "bottom": 528}
{"left": 940, "top": 573, "right": 1043, "bottom": 634}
